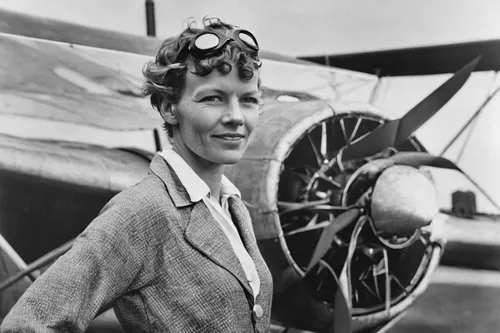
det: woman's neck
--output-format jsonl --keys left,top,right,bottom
{"left": 172, "top": 144, "right": 224, "bottom": 200}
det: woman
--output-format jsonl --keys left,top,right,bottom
{"left": 1, "top": 18, "right": 273, "bottom": 332}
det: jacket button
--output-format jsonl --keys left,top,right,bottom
{"left": 253, "top": 304, "right": 263, "bottom": 318}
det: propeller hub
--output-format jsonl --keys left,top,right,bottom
{"left": 370, "top": 165, "right": 438, "bottom": 237}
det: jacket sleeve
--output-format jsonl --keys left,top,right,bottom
{"left": 1, "top": 198, "right": 145, "bottom": 333}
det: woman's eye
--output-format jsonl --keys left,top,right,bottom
{"left": 241, "top": 97, "right": 259, "bottom": 105}
{"left": 200, "top": 96, "right": 222, "bottom": 102}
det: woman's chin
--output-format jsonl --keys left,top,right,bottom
{"left": 223, "top": 159, "right": 241, "bottom": 165}
{"left": 213, "top": 151, "right": 245, "bottom": 165}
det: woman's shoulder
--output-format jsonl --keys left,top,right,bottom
{"left": 75, "top": 173, "right": 179, "bottom": 252}
{"left": 85, "top": 176, "right": 167, "bottom": 236}
{"left": 105, "top": 173, "right": 175, "bottom": 221}
{"left": 122, "top": 172, "right": 170, "bottom": 201}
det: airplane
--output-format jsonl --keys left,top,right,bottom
{"left": 0, "top": 7, "right": 497, "bottom": 333}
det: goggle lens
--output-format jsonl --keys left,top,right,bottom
{"left": 238, "top": 31, "right": 258, "bottom": 49}
{"left": 194, "top": 33, "right": 219, "bottom": 50}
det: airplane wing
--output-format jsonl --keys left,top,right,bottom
{"left": 0, "top": 33, "right": 160, "bottom": 131}
{"left": 0, "top": 8, "right": 378, "bottom": 133}
{"left": 0, "top": 32, "right": 372, "bottom": 134}
{"left": 0, "top": 8, "right": 320, "bottom": 68}
{"left": 299, "top": 39, "right": 500, "bottom": 76}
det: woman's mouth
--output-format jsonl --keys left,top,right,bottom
{"left": 213, "top": 133, "right": 245, "bottom": 141}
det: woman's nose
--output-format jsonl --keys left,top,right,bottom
{"left": 222, "top": 99, "right": 244, "bottom": 125}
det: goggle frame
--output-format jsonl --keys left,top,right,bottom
{"left": 186, "top": 29, "right": 259, "bottom": 59}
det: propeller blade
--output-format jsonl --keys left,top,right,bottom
{"left": 285, "top": 220, "right": 330, "bottom": 236}
{"left": 396, "top": 56, "right": 480, "bottom": 143}
{"left": 388, "top": 152, "right": 461, "bottom": 170}
{"left": 342, "top": 56, "right": 480, "bottom": 160}
{"left": 360, "top": 158, "right": 396, "bottom": 180}
{"left": 278, "top": 198, "right": 331, "bottom": 214}
{"left": 305, "top": 260, "right": 352, "bottom": 333}
{"left": 331, "top": 265, "right": 352, "bottom": 333}
{"left": 306, "top": 208, "right": 361, "bottom": 272}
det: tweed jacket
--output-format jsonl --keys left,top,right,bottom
{"left": 1, "top": 155, "right": 273, "bottom": 333}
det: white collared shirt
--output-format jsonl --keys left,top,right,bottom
{"left": 159, "top": 149, "right": 260, "bottom": 299}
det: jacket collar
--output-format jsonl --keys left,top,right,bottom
{"left": 149, "top": 154, "right": 192, "bottom": 208}
{"left": 158, "top": 149, "right": 241, "bottom": 203}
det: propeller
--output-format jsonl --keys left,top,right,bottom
{"left": 302, "top": 151, "right": 461, "bottom": 274}
{"left": 341, "top": 56, "right": 480, "bottom": 161}
{"left": 299, "top": 151, "right": 461, "bottom": 325}
{"left": 306, "top": 208, "right": 362, "bottom": 272}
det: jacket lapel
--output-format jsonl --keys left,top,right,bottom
{"left": 149, "top": 154, "right": 254, "bottom": 297}
{"left": 184, "top": 201, "right": 253, "bottom": 296}
{"left": 228, "top": 197, "right": 259, "bottom": 259}
{"left": 229, "top": 197, "right": 274, "bottom": 304}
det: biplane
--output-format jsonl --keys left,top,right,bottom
{"left": 0, "top": 8, "right": 498, "bottom": 333}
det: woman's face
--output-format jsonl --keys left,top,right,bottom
{"left": 169, "top": 63, "right": 261, "bottom": 168}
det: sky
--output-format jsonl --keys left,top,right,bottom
{"left": 1, "top": 0, "right": 500, "bottom": 213}
{"left": 2, "top": 0, "right": 500, "bottom": 56}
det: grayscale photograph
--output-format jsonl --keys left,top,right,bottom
{"left": 0, "top": 1, "right": 499, "bottom": 332}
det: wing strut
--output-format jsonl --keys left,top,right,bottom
{"left": 439, "top": 73, "right": 500, "bottom": 212}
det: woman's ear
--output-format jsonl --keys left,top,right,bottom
{"left": 160, "top": 100, "right": 178, "bottom": 125}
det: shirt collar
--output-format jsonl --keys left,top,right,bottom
{"left": 159, "top": 149, "right": 240, "bottom": 203}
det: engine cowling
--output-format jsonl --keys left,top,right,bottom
{"left": 225, "top": 100, "right": 445, "bottom": 332}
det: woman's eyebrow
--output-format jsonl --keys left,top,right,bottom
{"left": 193, "top": 87, "right": 261, "bottom": 97}
{"left": 192, "top": 87, "right": 226, "bottom": 97}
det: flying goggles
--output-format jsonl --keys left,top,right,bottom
{"left": 184, "top": 29, "right": 259, "bottom": 59}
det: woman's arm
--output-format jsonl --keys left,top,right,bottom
{"left": 1, "top": 199, "right": 145, "bottom": 333}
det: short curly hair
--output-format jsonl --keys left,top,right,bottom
{"left": 142, "top": 18, "right": 262, "bottom": 137}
